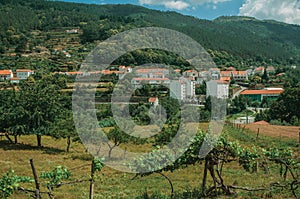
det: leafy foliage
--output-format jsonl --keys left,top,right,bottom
{"left": 40, "top": 166, "right": 71, "bottom": 187}
{"left": 0, "top": 170, "right": 32, "bottom": 199}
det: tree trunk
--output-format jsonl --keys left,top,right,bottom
{"left": 66, "top": 136, "right": 71, "bottom": 153}
{"left": 108, "top": 147, "right": 113, "bottom": 158}
{"left": 14, "top": 135, "right": 18, "bottom": 144}
{"left": 201, "top": 158, "right": 209, "bottom": 196}
{"left": 5, "top": 134, "right": 13, "bottom": 143}
{"left": 89, "top": 161, "right": 95, "bottom": 199}
{"left": 36, "top": 135, "right": 42, "bottom": 147}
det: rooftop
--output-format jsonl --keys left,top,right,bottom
{"left": 241, "top": 89, "right": 283, "bottom": 95}
{"left": 16, "top": 69, "right": 34, "bottom": 72}
{"left": 0, "top": 70, "right": 12, "bottom": 75}
{"left": 148, "top": 97, "right": 158, "bottom": 103}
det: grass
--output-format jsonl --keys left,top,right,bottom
{"left": 0, "top": 123, "right": 299, "bottom": 198}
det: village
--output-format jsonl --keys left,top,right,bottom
{"left": 0, "top": 64, "right": 285, "bottom": 108}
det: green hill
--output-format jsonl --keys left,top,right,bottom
{"left": 0, "top": 0, "right": 300, "bottom": 67}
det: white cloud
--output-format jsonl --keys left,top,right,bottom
{"left": 139, "top": 0, "right": 231, "bottom": 10}
{"left": 239, "top": 0, "right": 300, "bottom": 25}
{"left": 139, "top": 0, "right": 188, "bottom": 10}
{"left": 164, "top": 1, "right": 190, "bottom": 9}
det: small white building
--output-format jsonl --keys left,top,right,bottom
{"left": 16, "top": 69, "right": 34, "bottom": 80}
{"left": 148, "top": 97, "right": 159, "bottom": 107}
{"left": 206, "top": 80, "right": 229, "bottom": 99}
{"left": 10, "top": 77, "right": 20, "bottom": 84}
{"left": 0, "top": 70, "right": 13, "bottom": 81}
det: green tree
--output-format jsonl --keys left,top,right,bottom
{"left": 268, "top": 85, "right": 300, "bottom": 123}
{"left": 18, "top": 75, "right": 63, "bottom": 147}
{"left": 106, "top": 125, "right": 131, "bottom": 158}
{"left": 51, "top": 111, "right": 78, "bottom": 152}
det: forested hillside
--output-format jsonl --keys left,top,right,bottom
{"left": 0, "top": 0, "right": 300, "bottom": 68}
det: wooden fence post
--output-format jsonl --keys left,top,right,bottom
{"left": 30, "top": 159, "right": 41, "bottom": 199}
{"left": 89, "top": 160, "right": 95, "bottom": 199}
{"left": 256, "top": 128, "right": 260, "bottom": 140}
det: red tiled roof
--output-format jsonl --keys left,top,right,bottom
{"left": 16, "top": 69, "right": 34, "bottom": 72}
{"left": 10, "top": 77, "right": 19, "bottom": 80}
{"left": 0, "top": 70, "right": 12, "bottom": 75}
{"left": 232, "top": 71, "right": 247, "bottom": 75}
{"left": 256, "top": 66, "right": 265, "bottom": 71}
{"left": 148, "top": 97, "right": 158, "bottom": 103}
{"left": 253, "top": 120, "right": 269, "bottom": 125}
{"left": 136, "top": 68, "right": 168, "bottom": 73}
{"left": 241, "top": 89, "right": 283, "bottom": 95}
{"left": 220, "top": 76, "right": 231, "bottom": 81}
{"left": 215, "top": 80, "right": 229, "bottom": 84}
{"left": 220, "top": 71, "right": 231, "bottom": 76}
{"left": 226, "top": 66, "right": 236, "bottom": 71}
{"left": 66, "top": 71, "right": 83, "bottom": 75}
{"left": 133, "top": 78, "right": 169, "bottom": 81}
{"left": 101, "top": 70, "right": 119, "bottom": 75}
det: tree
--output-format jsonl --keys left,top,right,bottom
{"left": 106, "top": 125, "right": 131, "bottom": 158}
{"left": 262, "top": 69, "right": 269, "bottom": 82}
{"left": 268, "top": 85, "right": 300, "bottom": 124}
{"left": 18, "top": 75, "right": 64, "bottom": 147}
{"left": 51, "top": 111, "right": 78, "bottom": 152}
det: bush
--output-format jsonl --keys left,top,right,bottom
{"left": 269, "top": 120, "right": 291, "bottom": 126}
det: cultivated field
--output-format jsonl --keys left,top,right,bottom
{"left": 244, "top": 124, "right": 300, "bottom": 140}
{"left": 0, "top": 124, "right": 299, "bottom": 198}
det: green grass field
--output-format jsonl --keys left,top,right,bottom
{"left": 0, "top": 123, "right": 299, "bottom": 198}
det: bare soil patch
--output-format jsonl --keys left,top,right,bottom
{"left": 244, "top": 124, "right": 300, "bottom": 140}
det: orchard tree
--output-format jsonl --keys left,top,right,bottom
{"left": 18, "top": 74, "right": 64, "bottom": 147}
{"left": 51, "top": 110, "right": 78, "bottom": 152}
{"left": 268, "top": 85, "right": 300, "bottom": 123}
{"left": 106, "top": 125, "right": 131, "bottom": 158}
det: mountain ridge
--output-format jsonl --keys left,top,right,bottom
{"left": 0, "top": 0, "right": 299, "bottom": 67}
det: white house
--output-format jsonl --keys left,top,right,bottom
{"left": 16, "top": 69, "right": 34, "bottom": 80}
{"left": 131, "top": 77, "right": 170, "bottom": 88}
{"left": 10, "top": 77, "right": 20, "bottom": 84}
{"left": 206, "top": 80, "right": 229, "bottom": 99}
{"left": 170, "top": 77, "right": 196, "bottom": 101}
{"left": 231, "top": 71, "right": 248, "bottom": 81}
{"left": 135, "top": 68, "right": 169, "bottom": 79}
{"left": 0, "top": 70, "right": 13, "bottom": 81}
{"left": 148, "top": 97, "right": 159, "bottom": 107}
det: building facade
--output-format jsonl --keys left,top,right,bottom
{"left": 240, "top": 88, "right": 283, "bottom": 102}
{"left": 0, "top": 70, "right": 13, "bottom": 81}
{"left": 16, "top": 69, "right": 34, "bottom": 80}
{"left": 206, "top": 80, "right": 229, "bottom": 99}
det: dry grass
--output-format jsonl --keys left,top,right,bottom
{"left": 244, "top": 124, "right": 300, "bottom": 140}
{"left": 0, "top": 122, "right": 298, "bottom": 198}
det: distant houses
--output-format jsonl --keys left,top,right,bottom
{"left": 0, "top": 70, "right": 13, "bottom": 81}
{"left": 0, "top": 69, "right": 33, "bottom": 82}
{"left": 131, "top": 68, "right": 170, "bottom": 88}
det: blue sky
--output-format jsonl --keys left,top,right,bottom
{"left": 61, "top": 0, "right": 300, "bottom": 25}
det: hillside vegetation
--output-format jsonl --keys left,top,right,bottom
{"left": 0, "top": 0, "right": 300, "bottom": 69}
